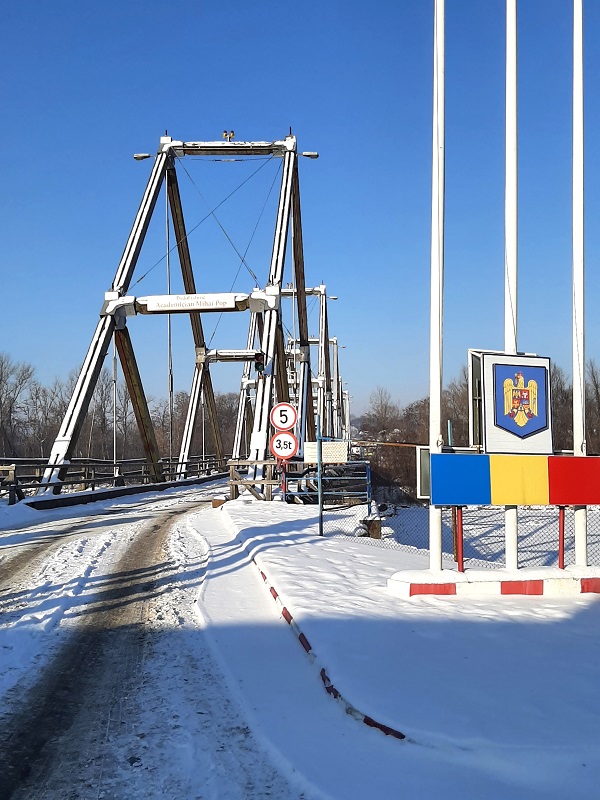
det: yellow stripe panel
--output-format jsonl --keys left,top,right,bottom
{"left": 490, "top": 455, "right": 549, "bottom": 505}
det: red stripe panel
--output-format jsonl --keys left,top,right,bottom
{"left": 581, "top": 578, "right": 600, "bottom": 593}
{"left": 548, "top": 456, "right": 600, "bottom": 505}
{"left": 409, "top": 583, "right": 457, "bottom": 596}
{"left": 501, "top": 580, "right": 544, "bottom": 595}
{"left": 363, "top": 716, "right": 406, "bottom": 740}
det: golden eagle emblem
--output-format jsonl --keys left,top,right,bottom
{"left": 503, "top": 372, "right": 538, "bottom": 427}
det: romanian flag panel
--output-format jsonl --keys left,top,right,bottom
{"left": 431, "top": 453, "right": 600, "bottom": 506}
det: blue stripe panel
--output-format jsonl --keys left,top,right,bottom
{"left": 430, "top": 454, "right": 491, "bottom": 506}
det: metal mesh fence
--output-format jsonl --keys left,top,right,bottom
{"left": 322, "top": 503, "right": 600, "bottom": 568}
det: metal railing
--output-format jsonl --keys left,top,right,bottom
{"left": 0, "top": 454, "right": 227, "bottom": 502}
{"left": 227, "top": 459, "right": 372, "bottom": 507}
{"left": 228, "top": 460, "right": 280, "bottom": 501}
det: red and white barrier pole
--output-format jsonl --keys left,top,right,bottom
{"left": 456, "top": 506, "right": 465, "bottom": 573}
{"left": 558, "top": 505, "right": 566, "bottom": 569}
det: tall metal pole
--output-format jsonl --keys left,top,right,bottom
{"left": 504, "top": 0, "right": 519, "bottom": 571}
{"left": 573, "top": 0, "right": 587, "bottom": 564}
{"left": 429, "top": 0, "right": 445, "bottom": 571}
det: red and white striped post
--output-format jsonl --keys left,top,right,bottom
{"left": 558, "top": 506, "right": 566, "bottom": 570}
{"left": 456, "top": 506, "right": 465, "bottom": 573}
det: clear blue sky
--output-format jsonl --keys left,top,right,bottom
{"left": 3, "top": 1, "right": 600, "bottom": 415}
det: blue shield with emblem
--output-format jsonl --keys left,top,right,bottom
{"left": 493, "top": 364, "right": 549, "bottom": 439}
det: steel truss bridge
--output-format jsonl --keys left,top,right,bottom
{"left": 38, "top": 134, "right": 349, "bottom": 496}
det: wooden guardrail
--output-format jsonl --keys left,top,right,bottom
{"left": 228, "top": 460, "right": 279, "bottom": 501}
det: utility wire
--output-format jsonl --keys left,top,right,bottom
{"left": 207, "top": 160, "right": 283, "bottom": 347}
{"left": 175, "top": 155, "right": 275, "bottom": 285}
{"left": 131, "top": 155, "right": 274, "bottom": 289}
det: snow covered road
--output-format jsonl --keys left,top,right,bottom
{"left": 0, "top": 486, "right": 312, "bottom": 800}
{"left": 2, "top": 486, "right": 600, "bottom": 800}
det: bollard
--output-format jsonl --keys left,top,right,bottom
{"left": 456, "top": 506, "right": 465, "bottom": 573}
{"left": 364, "top": 518, "right": 381, "bottom": 539}
{"left": 558, "top": 506, "right": 565, "bottom": 569}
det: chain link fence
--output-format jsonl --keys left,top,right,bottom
{"left": 322, "top": 502, "right": 600, "bottom": 568}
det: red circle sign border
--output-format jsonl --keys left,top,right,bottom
{"left": 269, "top": 431, "right": 299, "bottom": 460}
{"left": 269, "top": 402, "right": 298, "bottom": 432}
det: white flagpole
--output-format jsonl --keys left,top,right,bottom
{"left": 573, "top": 0, "right": 587, "bottom": 564}
{"left": 429, "top": 0, "right": 445, "bottom": 571}
{"left": 504, "top": 0, "right": 519, "bottom": 571}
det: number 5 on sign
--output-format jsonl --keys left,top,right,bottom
{"left": 269, "top": 431, "right": 299, "bottom": 460}
{"left": 270, "top": 402, "right": 298, "bottom": 432}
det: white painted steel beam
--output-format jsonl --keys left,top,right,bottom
{"left": 176, "top": 361, "right": 205, "bottom": 479}
{"left": 248, "top": 140, "right": 297, "bottom": 474}
{"left": 232, "top": 313, "right": 259, "bottom": 460}
{"left": 173, "top": 140, "right": 289, "bottom": 158}
{"left": 101, "top": 290, "right": 278, "bottom": 318}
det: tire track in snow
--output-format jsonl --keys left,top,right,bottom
{"left": 0, "top": 503, "right": 205, "bottom": 799}
{"left": 0, "top": 479, "right": 225, "bottom": 583}
{"left": 0, "top": 509, "right": 135, "bottom": 588}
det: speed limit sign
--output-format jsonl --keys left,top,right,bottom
{"left": 270, "top": 402, "right": 298, "bottom": 431}
{"left": 270, "top": 431, "right": 299, "bottom": 460}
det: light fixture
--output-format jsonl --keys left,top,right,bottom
{"left": 133, "top": 153, "right": 153, "bottom": 161}
{"left": 300, "top": 152, "right": 319, "bottom": 159}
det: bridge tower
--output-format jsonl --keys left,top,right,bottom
{"left": 39, "top": 134, "right": 336, "bottom": 493}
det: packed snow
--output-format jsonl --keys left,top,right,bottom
{"left": 1, "top": 485, "right": 599, "bottom": 799}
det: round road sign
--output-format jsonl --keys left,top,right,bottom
{"left": 270, "top": 402, "right": 298, "bottom": 431}
{"left": 269, "top": 431, "right": 299, "bottom": 460}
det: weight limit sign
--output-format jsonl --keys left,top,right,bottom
{"left": 269, "top": 431, "right": 299, "bottom": 460}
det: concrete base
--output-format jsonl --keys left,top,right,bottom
{"left": 387, "top": 565, "right": 600, "bottom": 599}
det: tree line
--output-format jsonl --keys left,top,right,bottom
{"left": 0, "top": 352, "right": 238, "bottom": 461}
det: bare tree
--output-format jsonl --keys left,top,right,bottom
{"left": 361, "top": 387, "right": 401, "bottom": 440}
{"left": 22, "top": 379, "right": 68, "bottom": 457}
{"left": 115, "top": 383, "right": 138, "bottom": 459}
{"left": 150, "top": 397, "right": 171, "bottom": 456}
{"left": 442, "top": 366, "right": 469, "bottom": 446}
{"left": 173, "top": 390, "right": 190, "bottom": 454}
{"left": 587, "top": 360, "right": 600, "bottom": 454}
{"left": 550, "top": 364, "right": 572, "bottom": 451}
{"left": 0, "top": 353, "right": 35, "bottom": 457}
